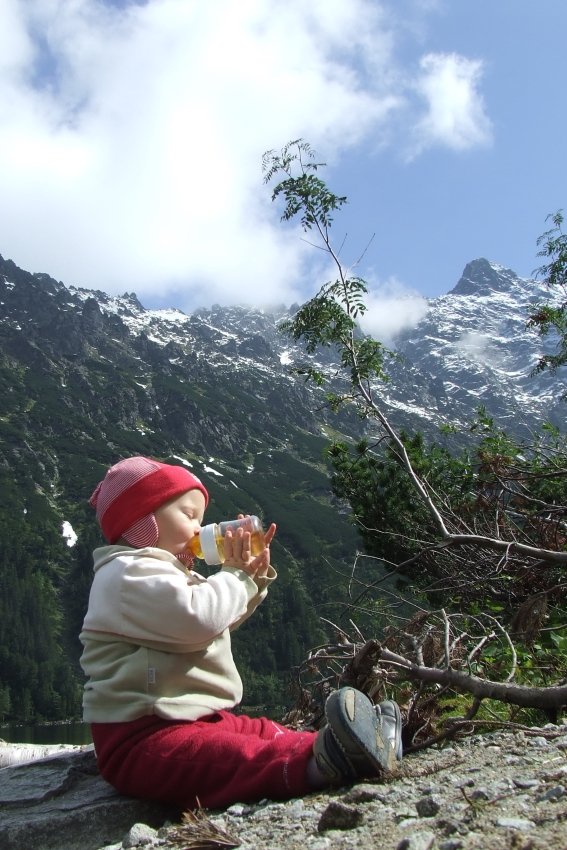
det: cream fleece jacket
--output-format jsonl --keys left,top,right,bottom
{"left": 79, "top": 545, "right": 276, "bottom": 722}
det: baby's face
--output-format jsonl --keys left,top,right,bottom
{"left": 154, "top": 489, "right": 206, "bottom": 557}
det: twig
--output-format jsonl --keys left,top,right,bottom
{"left": 168, "top": 806, "right": 240, "bottom": 849}
{"left": 441, "top": 609, "right": 451, "bottom": 669}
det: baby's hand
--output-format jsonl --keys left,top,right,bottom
{"left": 247, "top": 522, "right": 276, "bottom": 579}
{"left": 223, "top": 522, "right": 276, "bottom": 579}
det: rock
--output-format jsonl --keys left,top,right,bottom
{"left": 343, "top": 783, "right": 388, "bottom": 803}
{"left": 0, "top": 746, "right": 179, "bottom": 850}
{"left": 397, "top": 831, "right": 436, "bottom": 850}
{"left": 415, "top": 794, "right": 442, "bottom": 817}
{"left": 513, "top": 777, "right": 540, "bottom": 789}
{"left": 467, "top": 787, "right": 490, "bottom": 801}
{"left": 538, "top": 784, "right": 566, "bottom": 802}
{"left": 225, "top": 803, "right": 247, "bottom": 816}
{"left": 496, "top": 817, "right": 536, "bottom": 830}
{"left": 122, "top": 823, "right": 159, "bottom": 847}
{"left": 528, "top": 736, "right": 550, "bottom": 748}
{"left": 317, "top": 800, "right": 364, "bottom": 831}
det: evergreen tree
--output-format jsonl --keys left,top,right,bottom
{"left": 0, "top": 478, "right": 83, "bottom": 721}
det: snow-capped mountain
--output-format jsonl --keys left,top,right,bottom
{"left": 57, "top": 257, "right": 564, "bottom": 440}
{"left": 1, "top": 253, "right": 561, "bottom": 457}
{"left": 389, "top": 258, "right": 562, "bottom": 434}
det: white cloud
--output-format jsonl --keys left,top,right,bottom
{"left": 457, "top": 330, "right": 501, "bottom": 366}
{"left": 0, "top": 1, "right": 491, "bottom": 309}
{"left": 409, "top": 52, "right": 492, "bottom": 157}
{"left": 357, "top": 278, "right": 429, "bottom": 344}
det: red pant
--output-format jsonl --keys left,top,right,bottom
{"left": 91, "top": 711, "right": 317, "bottom": 810}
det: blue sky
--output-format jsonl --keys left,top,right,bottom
{"left": 1, "top": 0, "right": 565, "bottom": 340}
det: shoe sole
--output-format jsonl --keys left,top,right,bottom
{"left": 325, "top": 688, "right": 396, "bottom": 776}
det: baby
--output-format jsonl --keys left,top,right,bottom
{"left": 80, "top": 455, "right": 402, "bottom": 810}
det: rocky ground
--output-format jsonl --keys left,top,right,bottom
{"left": 98, "top": 724, "right": 567, "bottom": 850}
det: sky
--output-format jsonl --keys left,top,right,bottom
{"left": 1, "top": 0, "right": 566, "bottom": 341}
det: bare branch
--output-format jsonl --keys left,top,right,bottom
{"left": 379, "top": 645, "right": 567, "bottom": 709}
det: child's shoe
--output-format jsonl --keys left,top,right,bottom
{"left": 313, "top": 687, "right": 403, "bottom": 783}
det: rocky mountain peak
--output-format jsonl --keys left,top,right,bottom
{"left": 390, "top": 260, "right": 562, "bottom": 435}
{"left": 450, "top": 258, "right": 522, "bottom": 297}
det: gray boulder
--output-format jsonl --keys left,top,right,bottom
{"left": 0, "top": 746, "right": 179, "bottom": 850}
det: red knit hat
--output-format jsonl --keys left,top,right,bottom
{"left": 89, "top": 456, "right": 209, "bottom": 545}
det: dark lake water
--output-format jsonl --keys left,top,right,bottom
{"left": 0, "top": 721, "right": 92, "bottom": 745}
{"left": 0, "top": 706, "right": 283, "bottom": 745}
